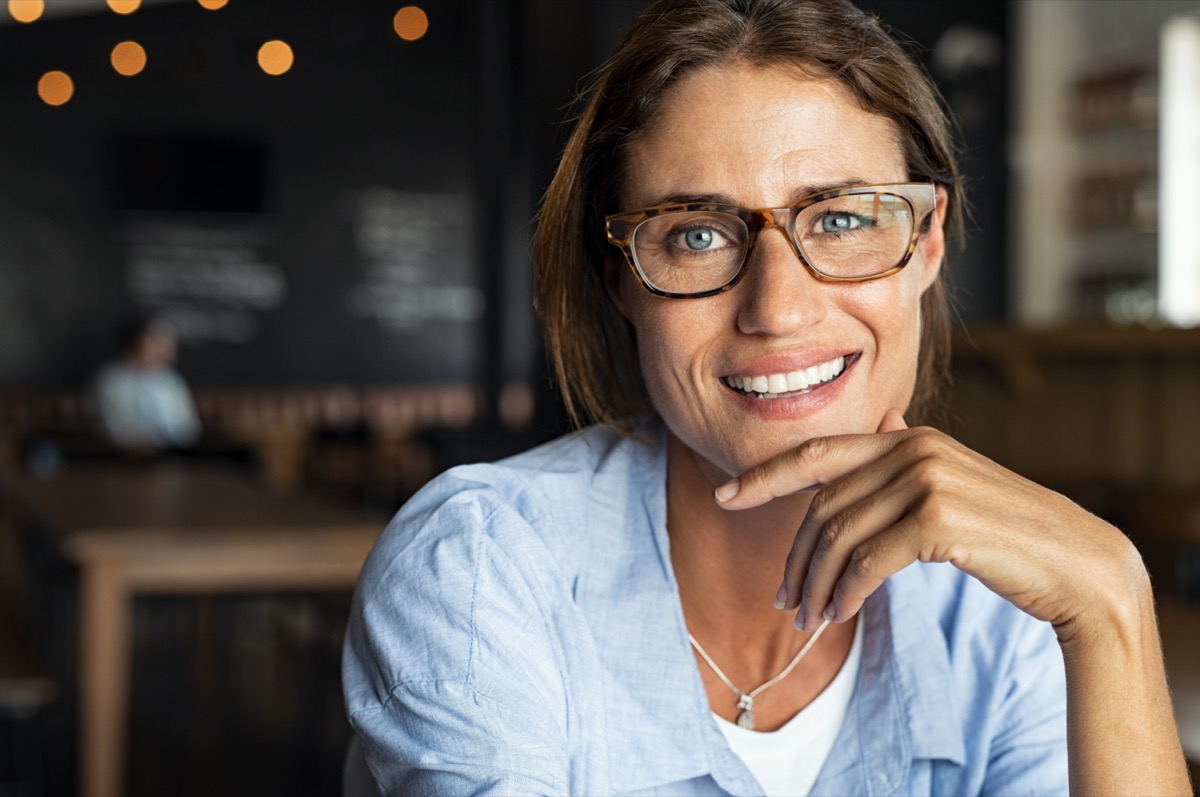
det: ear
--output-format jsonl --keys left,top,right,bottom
{"left": 916, "top": 185, "right": 949, "bottom": 292}
{"left": 604, "top": 257, "right": 634, "bottom": 320}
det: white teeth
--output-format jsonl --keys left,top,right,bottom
{"left": 726, "top": 355, "right": 847, "bottom": 398}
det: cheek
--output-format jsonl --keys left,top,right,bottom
{"left": 847, "top": 272, "right": 925, "bottom": 383}
{"left": 623, "top": 294, "right": 723, "bottom": 413}
{"left": 845, "top": 272, "right": 923, "bottom": 336}
{"left": 622, "top": 294, "right": 684, "bottom": 392}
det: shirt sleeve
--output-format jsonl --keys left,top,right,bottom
{"left": 981, "top": 613, "right": 1069, "bottom": 796}
{"left": 94, "top": 366, "right": 147, "bottom": 447}
{"left": 342, "top": 485, "right": 573, "bottom": 797}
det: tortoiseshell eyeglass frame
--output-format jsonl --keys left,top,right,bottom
{"left": 604, "top": 182, "right": 938, "bottom": 299}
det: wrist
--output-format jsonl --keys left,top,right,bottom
{"left": 1054, "top": 537, "right": 1155, "bottom": 655}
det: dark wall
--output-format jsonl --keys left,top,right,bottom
{"left": 0, "top": 0, "right": 1008, "bottom": 392}
{"left": 0, "top": 0, "right": 483, "bottom": 388}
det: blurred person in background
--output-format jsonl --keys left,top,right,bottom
{"left": 94, "top": 316, "right": 201, "bottom": 453}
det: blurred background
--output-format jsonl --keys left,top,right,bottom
{"left": 1, "top": 0, "right": 1200, "bottom": 795}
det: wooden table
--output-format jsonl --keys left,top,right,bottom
{"left": 0, "top": 463, "right": 386, "bottom": 797}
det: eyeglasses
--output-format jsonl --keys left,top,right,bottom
{"left": 605, "top": 182, "right": 937, "bottom": 299}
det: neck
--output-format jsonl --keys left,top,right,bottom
{"left": 666, "top": 433, "right": 817, "bottom": 666}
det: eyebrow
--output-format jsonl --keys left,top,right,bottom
{"left": 639, "top": 178, "right": 874, "bottom": 209}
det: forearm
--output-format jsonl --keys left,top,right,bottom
{"left": 1059, "top": 557, "right": 1190, "bottom": 796}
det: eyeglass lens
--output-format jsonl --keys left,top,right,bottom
{"left": 630, "top": 192, "right": 915, "bottom": 294}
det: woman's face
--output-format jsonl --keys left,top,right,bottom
{"left": 607, "top": 63, "right": 946, "bottom": 480}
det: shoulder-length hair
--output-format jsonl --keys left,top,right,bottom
{"left": 533, "top": 0, "right": 962, "bottom": 432}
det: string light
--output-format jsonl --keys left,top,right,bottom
{"left": 393, "top": 6, "right": 428, "bottom": 41}
{"left": 106, "top": 0, "right": 140, "bottom": 14}
{"left": 111, "top": 41, "right": 147, "bottom": 76}
{"left": 7, "top": 0, "right": 43, "bottom": 23}
{"left": 38, "top": 71, "right": 73, "bottom": 106}
{"left": 257, "top": 40, "right": 293, "bottom": 76}
{"left": 196, "top": 0, "right": 228, "bottom": 8}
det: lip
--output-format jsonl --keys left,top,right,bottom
{"left": 721, "top": 351, "right": 860, "bottom": 414}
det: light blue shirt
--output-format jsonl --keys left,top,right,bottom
{"left": 94, "top": 362, "right": 201, "bottom": 448}
{"left": 343, "top": 424, "right": 1068, "bottom": 796}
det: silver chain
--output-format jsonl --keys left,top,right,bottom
{"left": 688, "top": 618, "right": 831, "bottom": 708}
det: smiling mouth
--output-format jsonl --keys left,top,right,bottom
{"left": 722, "top": 354, "right": 855, "bottom": 399}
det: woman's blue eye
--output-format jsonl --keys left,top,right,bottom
{"left": 684, "top": 228, "right": 716, "bottom": 250}
{"left": 820, "top": 213, "right": 858, "bottom": 233}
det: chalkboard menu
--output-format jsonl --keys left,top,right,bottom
{"left": 0, "top": 0, "right": 492, "bottom": 389}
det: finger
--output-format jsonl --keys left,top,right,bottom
{"left": 824, "top": 512, "right": 938, "bottom": 624}
{"left": 776, "top": 422, "right": 924, "bottom": 612}
{"left": 791, "top": 467, "right": 914, "bottom": 629}
{"left": 716, "top": 430, "right": 908, "bottom": 510}
{"left": 876, "top": 409, "right": 908, "bottom": 434}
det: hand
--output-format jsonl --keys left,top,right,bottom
{"left": 714, "top": 410, "right": 1143, "bottom": 637}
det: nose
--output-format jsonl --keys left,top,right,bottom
{"left": 735, "top": 225, "right": 827, "bottom": 336}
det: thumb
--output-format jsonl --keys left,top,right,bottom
{"left": 876, "top": 409, "right": 908, "bottom": 434}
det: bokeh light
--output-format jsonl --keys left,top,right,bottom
{"left": 111, "top": 41, "right": 147, "bottom": 76}
{"left": 7, "top": 0, "right": 44, "bottom": 23}
{"left": 196, "top": 0, "right": 228, "bottom": 9}
{"left": 257, "top": 40, "right": 294, "bottom": 76}
{"left": 393, "top": 6, "right": 428, "bottom": 41}
{"left": 106, "top": 0, "right": 140, "bottom": 13}
{"left": 38, "top": 71, "right": 74, "bottom": 106}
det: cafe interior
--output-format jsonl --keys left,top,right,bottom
{"left": 1, "top": 0, "right": 1199, "bottom": 794}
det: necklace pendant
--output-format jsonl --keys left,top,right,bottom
{"left": 735, "top": 694, "right": 755, "bottom": 730}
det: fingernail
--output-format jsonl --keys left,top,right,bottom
{"left": 714, "top": 479, "right": 739, "bottom": 503}
{"left": 793, "top": 603, "right": 806, "bottom": 630}
{"left": 773, "top": 584, "right": 787, "bottom": 610}
{"left": 823, "top": 605, "right": 838, "bottom": 623}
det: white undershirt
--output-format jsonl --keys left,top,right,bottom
{"left": 714, "top": 617, "right": 864, "bottom": 797}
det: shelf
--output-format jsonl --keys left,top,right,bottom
{"left": 953, "top": 323, "right": 1200, "bottom": 398}
{"left": 955, "top": 323, "right": 1200, "bottom": 361}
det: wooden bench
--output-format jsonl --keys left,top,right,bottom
{"left": 0, "top": 384, "right": 493, "bottom": 498}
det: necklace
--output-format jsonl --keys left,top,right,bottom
{"left": 688, "top": 618, "right": 830, "bottom": 731}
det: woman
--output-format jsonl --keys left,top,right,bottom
{"left": 343, "top": 0, "right": 1189, "bottom": 794}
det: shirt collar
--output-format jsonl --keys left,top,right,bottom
{"left": 813, "top": 564, "right": 968, "bottom": 796}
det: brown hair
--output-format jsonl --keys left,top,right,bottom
{"left": 532, "top": 0, "right": 962, "bottom": 431}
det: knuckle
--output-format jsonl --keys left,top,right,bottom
{"left": 807, "top": 487, "right": 836, "bottom": 522}
{"left": 817, "top": 512, "right": 850, "bottom": 552}
{"left": 904, "top": 426, "right": 946, "bottom": 458}
{"left": 914, "top": 493, "right": 953, "bottom": 527}
{"left": 847, "top": 546, "right": 879, "bottom": 581}
{"left": 740, "top": 465, "right": 774, "bottom": 496}
{"left": 795, "top": 436, "right": 831, "bottom": 468}
{"left": 908, "top": 455, "right": 945, "bottom": 487}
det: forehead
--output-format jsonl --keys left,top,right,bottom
{"left": 622, "top": 63, "right": 906, "bottom": 208}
